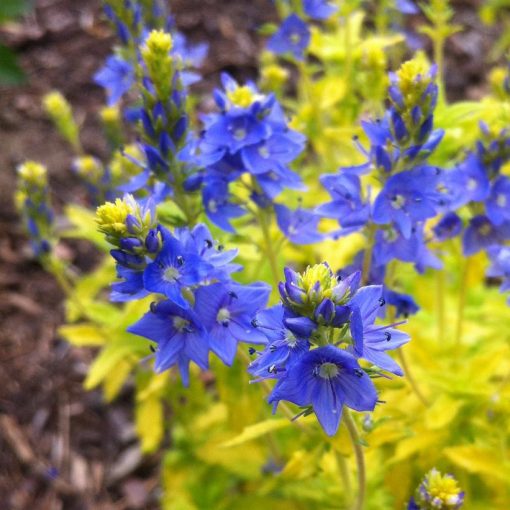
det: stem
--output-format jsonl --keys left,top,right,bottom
{"left": 257, "top": 206, "right": 280, "bottom": 287}
{"left": 434, "top": 35, "right": 446, "bottom": 104}
{"left": 397, "top": 348, "right": 430, "bottom": 407}
{"left": 336, "top": 450, "right": 352, "bottom": 496}
{"left": 455, "top": 256, "right": 470, "bottom": 347}
{"left": 361, "top": 225, "right": 375, "bottom": 285}
{"left": 344, "top": 410, "right": 365, "bottom": 510}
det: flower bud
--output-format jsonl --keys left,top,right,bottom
{"left": 43, "top": 91, "right": 80, "bottom": 150}
{"left": 409, "top": 468, "right": 464, "bottom": 510}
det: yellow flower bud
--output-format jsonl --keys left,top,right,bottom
{"left": 17, "top": 161, "right": 48, "bottom": 188}
{"left": 43, "top": 90, "right": 80, "bottom": 149}
{"left": 100, "top": 105, "right": 121, "bottom": 125}
{"left": 227, "top": 85, "right": 258, "bottom": 109}
{"left": 261, "top": 64, "right": 289, "bottom": 92}
{"left": 143, "top": 29, "right": 173, "bottom": 58}
{"left": 110, "top": 145, "right": 143, "bottom": 181}
{"left": 74, "top": 156, "right": 103, "bottom": 181}
{"left": 96, "top": 198, "right": 134, "bottom": 237}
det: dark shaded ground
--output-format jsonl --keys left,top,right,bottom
{"left": 0, "top": 0, "right": 504, "bottom": 508}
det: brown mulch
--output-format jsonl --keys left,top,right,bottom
{"left": 0, "top": 0, "right": 505, "bottom": 508}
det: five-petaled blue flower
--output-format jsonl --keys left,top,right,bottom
{"left": 268, "top": 345, "right": 378, "bottom": 436}
{"left": 94, "top": 55, "right": 135, "bottom": 105}
{"left": 195, "top": 282, "right": 270, "bottom": 365}
{"left": 128, "top": 300, "right": 209, "bottom": 386}
{"left": 267, "top": 14, "right": 311, "bottom": 61}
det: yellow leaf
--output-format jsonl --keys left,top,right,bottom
{"left": 444, "top": 445, "right": 510, "bottom": 482}
{"left": 136, "top": 394, "right": 164, "bottom": 453}
{"left": 220, "top": 418, "right": 291, "bottom": 448}
{"left": 425, "top": 394, "right": 464, "bottom": 430}
{"left": 103, "top": 357, "right": 136, "bottom": 401}
{"left": 58, "top": 323, "right": 106, "bottom": 346}
{"left": 390, "top": 430, "right": 443, "bottom": 464}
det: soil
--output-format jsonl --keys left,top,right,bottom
{"left": 0, "top": 0, "right": 504, "bottom": 508}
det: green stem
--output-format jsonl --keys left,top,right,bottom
{"left": 257, "top": 207, "right": 280, "bottom": 287}
{"left": 344, "top": 410, "right": 365, "bottom": 510}
{"left": 336, "top": 450, "right": 352, "bottom": 496}
{"left": 361, "top": 225, "right": 375, "bottom": 285}
{"left": 434, "top": 35, "right": 447, "bottom": 104}
{"left": 397, "top": 348, "right": 430, "bottom": 407}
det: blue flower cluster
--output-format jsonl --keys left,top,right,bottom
{"left": 268, "top": 1, "right": 338, "bottom": 61}
{"left": 316, "top": 59, "right": 445, "bottom": 314}
{"left": 434, "top": 125, "right": 510, "bottom": 251}
{"left": 97, "top": 195, "right": 270, "bottom": 385}
{"left": 95, "top": 0, "right": 207, "bottom": 106}
{"left": 249, "top": 263, "right": 410, "bottom": 435}
{"left": 16, "top": 162, "right": 55, "bottom": 257}
{"left": 196, "top": 74, "right": 307, "bottom": 234}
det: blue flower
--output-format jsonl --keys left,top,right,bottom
{"left": 435, "top": 153, "right": 490, "bottom": 213}
{"left": 433, "top": 212, "right": 463, "bottom": 241}
{"left": 195, "top": 282, "right": 270, "bottom": 365}
{"left": 462, "top": 215, "right": 510, "bottom": 255}
{"left": 303, "top": 0, "right": 337, "bottom": 20}
{"left": 94, "top": 56, "right": 135, "bottom": 105}
{"left": 128, "top": 300, "right": 209, "bottom": 385}
{"left": 267, "top": 14, "right": 311, "bottom": 61}
{"left": 372, "top": 167, "right": 441, "bottom": 238}
{"left": 274, "top": 204, "right": 324, "bottom": 244}
{"left": 384, "top": 289, "right": 420, "bottom": 318}
{"left": 204, "top": 111, "right": 269, "bottom": 153}
{"left": 268, "top": 345, "right": 378, "bottom": 435}
{"left": 487, "top": 246, "right": 510, "bottom": 294}
{"left": 396, "top": 0, "right": 419, "bottom": 14}
{"left": 316, "top": 173, "right": 369, "bottom": 230}
{"left": 174, "top": 223, "right": 241, "bottom": 281}
{"left": 486, "top": 176, "right": 510, "bottom": 226}
{"left": 241, "top": 132, "right": 305, "bottom": 175}
{"left": 373, "top": 226, "right": 421, "bottom": 266}
{"left": 143, "top": 227, "right": 211, "bottom": 307}
{"left": 348, "top": 285, "right": 410, "bottom": 375}
{"left": 202, "top": 176, "right": 245, "bottom": 232}
{"left": 111, "top": 266, "right": 150, "bottom": 302}
{"left": 248, "top": 305, "right": 311, "bottom": 378}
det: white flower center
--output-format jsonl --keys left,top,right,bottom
{"left": 318, "top": 362, "right": 340, "bottom": 379}
{"left": 164, "top": 267, "right": 180, "bottom": 282}
{"left": 217, "top": 307, "right": 231, "bottom": 324}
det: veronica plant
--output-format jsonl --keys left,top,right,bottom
{"left": 14, "top": 0, "right": 510, "bottom": 508}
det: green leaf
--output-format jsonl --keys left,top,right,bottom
{"left": 0, "top": 0, "right": 32, "bottom": 21}
{"left": 220, "top": 418, "right": 291, "bottom": 447}
{"left": 0, "top": 45, "right": 25, "bottom": 85}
